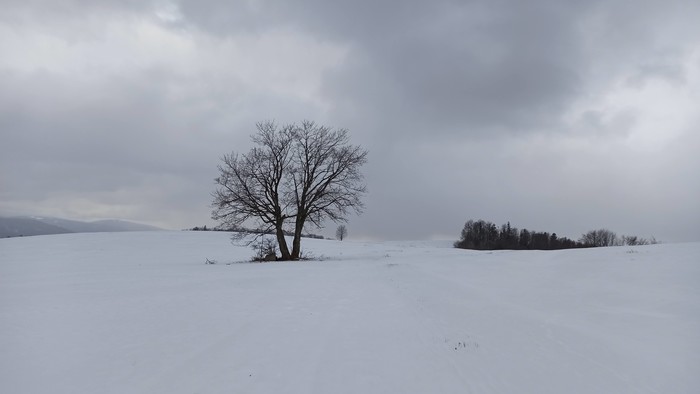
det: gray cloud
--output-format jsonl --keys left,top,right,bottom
{"left": 1, "top": 0, "right": 699, "bottom": 242}
{"left": 177, "top": 0, "right": 590, "bottom": 136}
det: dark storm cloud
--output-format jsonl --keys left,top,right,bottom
{"left": 176, "top": 0, "right": 588, "bottom": 136}
{"left": 316, "top": 1, "right": 587, "bottom": 135}
{"left": 1, "top": 0, "right": 699, "bottom": 241}
{"left": 175, "top": 0, "right": 699, "bottom": 139}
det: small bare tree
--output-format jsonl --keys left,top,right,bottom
{"left": 212, "top": 120, "right": 367, "bottom": 260}
{"left": 622, "top": 235, "right": 651, "bottom": 246}
{"left": 251, "top": 236, "right": 278, "bottom": 261}
{"left": 336, "top": 225, "right": 347, "bottom": 241}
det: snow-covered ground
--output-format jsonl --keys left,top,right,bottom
{"left": 1, "top": 231, "right": 698, "bottom": 393}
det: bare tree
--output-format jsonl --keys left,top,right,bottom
{"left": 579, "top": 229, "right": 619, "bottom": 247}
{"left": 336, "top": 225, "right": 347, "bottom": 241}
{"left": 212, "top": 121, "right": 367, "bottom": 260}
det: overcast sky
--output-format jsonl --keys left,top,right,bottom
{"left": 1, "top": 0, "right": 699, "bottom": 242}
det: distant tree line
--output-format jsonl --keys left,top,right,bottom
{"left": 578, "top": 229, "right": 657, "bottom": 247}
{"left": 188, "top": 225, "right": 326, "bottom": 240}
{"left": 455, "top": 219, "right": 657, "bottom": 250}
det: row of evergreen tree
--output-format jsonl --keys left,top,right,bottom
{"left": 454, "top": 219, "right": 657, "bottom": 250}
{"left": 455, "top": 219, "right": 583, "bottom": 250}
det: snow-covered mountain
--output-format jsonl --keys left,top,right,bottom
{"left": 0, "top": 215, "right": 162, "bottom": 237}
{"left": 1, "top": 231, "right": 698, "bottom": 393}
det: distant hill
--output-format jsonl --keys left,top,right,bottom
{"left": 0, "top": 216, "right": 162, "bottom": 238}
{"left": 0, "top": 217, "right": 74, "bottom": 238}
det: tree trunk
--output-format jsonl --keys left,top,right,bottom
{"left": 290, "top": 216, "right": 305, "bottom": 260}
{"left": 275, "top": 225, "right": 291, "bottom": 260}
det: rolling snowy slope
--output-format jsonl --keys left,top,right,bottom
{"left": 1, "top": 232, "right": 698, "bottom": 393}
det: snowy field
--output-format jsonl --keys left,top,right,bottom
{"left": 1, "top": 231, "right": 698, "bottom": 394}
